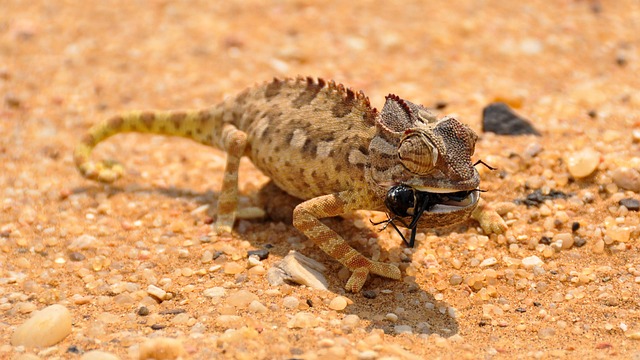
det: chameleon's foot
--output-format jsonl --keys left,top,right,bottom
{"left": 345, "top": 261, "right": 401, "bottom": 293}
{"left": 78, "top": 160, "right": 124, "bottom": 183}
{"left": 213, "top": 216, "right": 234, "bottom": 235}
{"left": 472, "top": 200, "right": 508, "bottom": 235}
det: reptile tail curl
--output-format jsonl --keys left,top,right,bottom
{"left": 74, "top": 109, "right": 219, "bottom": 183}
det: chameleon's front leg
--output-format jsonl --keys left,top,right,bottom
{"left": 214, "top": 123, "right": 247, "bottom": 234}
{"left": 293, "top": 191, "right": 401, "bottom": 292}
{"left": 472, "top": 198, "right": 508, "bottom": 234}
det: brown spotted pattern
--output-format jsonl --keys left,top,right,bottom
{"left": 75, "top": 76, "right": 506, "bottom": 292}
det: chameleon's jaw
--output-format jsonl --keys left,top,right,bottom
{"left": 426, "top": 190, "right": 478, "bottom": 214}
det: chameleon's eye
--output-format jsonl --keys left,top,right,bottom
{"left": 398, "top": 133, "right": 438, "bottom": 175}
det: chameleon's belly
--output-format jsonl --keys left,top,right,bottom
{"left": 244, "top": 116, "right": 375, "bottom": 200}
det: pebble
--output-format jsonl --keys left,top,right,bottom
{"left": 328, "top": 296, "right": 349, "bottom": 311}
{"left": 204, "top": 287, "right": 226, "bottom": 298}
{"left": 68, "top": 234, "right": 100, "bottom": 250}
{"left": 227, "top": 290, "right": 259, "bottom": 308}
{"left": 247, "top": 249, "right": 270, "bottom": 260}
{"left": 394, "top": 325, "right": 413, "bottom": 334}
{"left": 287, "top": 311, "right": 319, "bottom": 328}
{"left": 267, "top": 251, "right": 328, "bottom": 290}
{"left": 247, "top": 300, "right": 268, "bottom": 313}
{"left": 11, "top": 304, "right": 72, "bottom": 347}
{"left": 282, "top": 296, "right": 300, "bottom": 309}
{"left": 479, "top": 257, "right": 497, "bottom": 267}
{"left": 482, "top": 102, "right": 540, "bottom": 136}
{"left": 80, "top": 350, "right": 121, "bottom": 360}
{"left": 619, "top": 198, "right": 640, "bottom": 211}
{"left": 521, "top": 255, "right": 544, "bottom": 269}
{"left": 147, "top": 285, "right": 168, "bottom": 301}
{"left": 138, "top": 337, "right": 186, "bottom": 360}
{"left": 537, "top": 327, "right": 556, "bottom": 339}
{"left": 612, "top": 167, "right": 640, "bottom": 192}
{"left": 223, "top": 262, "right": 245, "bottom": 274}
{"left": 566, "top": 148, "right": 600, "bottom": 178}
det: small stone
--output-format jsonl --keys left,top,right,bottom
{"left": 287, "top": 311, "right": 319, "bottom": 328}
{"left": 224, "top": 262, "right": 245, "bottom": 274}
{"left": 571, "top": 222, "right": 581, "bottom": 232}
{"left": 385, "top": 313, "right": 399, "bottom": 322}
{"left": 138, "top": 337, "right": 186, "bottom": 360}
{"left": 619, "top": 198, "right": 640, "bottom": 211}
{"left": 328, "top": 296, "right": 349, "bottom": 311}
{"left": 612, "top": 167, "right": 640, "bottom": 192}
{"left": 80, "top": 350, "right": 121, "bottom": 360}
{"left": 521, "top": 255, "right": 544, "bottom": 269}
{"left": 282, "top": 296, "right": 300, "bottom": 309}
{"left": 555, "top": 233, "right": 574, "bottom": 249}
{"left": 574, "top": 237, "right": 587, "bottom": 247}
{"left": 479, "top": 257, "right": 497, "bottom": 267}
{"left": 204, "top": 287, "right": 226, "bottom": 298}
{"left": 137, "top": 306, "right": 150, "bottom": 316}
{"left": 227, "top": 290, "right": 259, "bottom": 309}
{"left": 358, "top": 350, "right": 378, "bottom": 360}
{"left": 482, "top": 102, "right": 540, "bottom": 136}
{"left": 394, "top": 325, "right": 413, "bottom": 334}
{"left": 68, "top": 234, "right": 100, "bottom": 250}
{"left": 247, "top": 300, "right": 268, "bottom": 313}
{"left": 69, "top": 252, "right": 86, "bottom": 261}
{"left": 566, "top": 148, "right": 600, "bottom": 178}
{"left": 247, "top": 249, "right": 270, "bottom": 260}
{"left": 147, "top": 285, "right": 168, "bottom": 301}
{"left": 11, "top": 304, "right": 72, "bottom": 347}
{"left": 626, "top": 330, "right": 640, "bottom": 340}
{"left": 362, "top": 290, "right": 377, "bottom": 299}
{"left": 342, "top": 314, "right": 360, "bottom": 328}
{"left": 592, "top": 239, "right": 605, "bottom": 254}
{"left": 267, "top": 251, "right": 328, "bottom": 290}
{"left": 449, "top": 274, "right": 463, "bottom": 286}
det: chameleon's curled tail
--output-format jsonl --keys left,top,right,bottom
{"left": 74, "top": 109, "right": 220, "bottom": 183}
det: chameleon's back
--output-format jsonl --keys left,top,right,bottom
{"left": 222, "top": 77, "right": 378, "bottom": 200}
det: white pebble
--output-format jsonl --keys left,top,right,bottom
{"left": 248, "top": 300, "right": 268, "bottom": 313}
{"left": 385, "top": 313, "right": 399, "bottom": 322}
{"left": 147, "top": 285, "right": 167, "bottom": 300}
{"left": 282, "top": 296, "right": 299, "bottom": 309}
{"left": 287, "top": 311, "right": 318, "bottom": 328}
{"left": 479, "top": 257, "right": 498, "bottom": 267}
{"left": 328, "top": 296, "right": 349, "bottom": 311}
{"left": 11, "top": 304, "right": 72, "bottom": 347}
{"left": 394, "top": 325, "right": 413, "bottom": 334}
{"left": 203, "top": 287, "right": 226, "bottom": 298}
{"left": 522, "top": 255, "right": 544, "bottom": 268}
{"left": 227, "top": 290, "right": 259, "bottom": 309}
{"left": 566, "top": 148, "right": 600, "bottom": 178}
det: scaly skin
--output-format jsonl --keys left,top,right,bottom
{"left": 75, "top": 76, "right": 507, "bottom": 292}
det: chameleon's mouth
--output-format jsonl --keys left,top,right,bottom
{"left": 375, "top": 185, "right": 480, "bottom": 248}
{"left": 421, "top": 189, "right": 478, "bottom": 213}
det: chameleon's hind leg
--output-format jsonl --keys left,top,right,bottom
{"left": 214, "top": 124, "right": 248, "bottom": 234}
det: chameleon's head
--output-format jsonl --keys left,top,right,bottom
{"left": 368, "top": 94, "right": 480, "bottom": 194}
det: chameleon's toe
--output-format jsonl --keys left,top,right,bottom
{"left": 345, "top": 267, "right": 370, "bottom": 293}
{"left": 78, "top": 160, "right": 124, "bottom": 183}
{"left": 478, "top": 212, "right": 507, "bottom": 235}
{"left": 368, "top": 261, "right": 401, "bottom": 280}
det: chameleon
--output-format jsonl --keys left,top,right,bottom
{"left": 74, "top": 76, "right": 507, "bottom": 292}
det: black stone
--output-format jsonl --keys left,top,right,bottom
{"left": 362, "top": 290, "right": 377, "bottom": 299}
{"left": 66, "top": 345, "right": 81, "bottom": 354}
{"left": 515, "top": 307, "right": 527, "bottom": 313}
{"left": 574, "top": 237, "right": 587, "bottom": 247}
{"left": 539, "top": 236, "right": 552, "bottom": 245}
{"left": 571, "top": 222, "right": 581, "bottom": 232}
{"left": 482, "top": 102, "right": 540, "bottom": 136}
{"left": 137, "top": 306, "right": 150, "bottom": 316}
{"left": 248, "top": 249, "right": 270, "bottom": 260}
{"left": 516, "top": 189, "right": 570, "bottom": 207}
{"left": 151, "top": 324, "right": 166, "bottom": 330}
{"left": 69, "top": 252, "right": 86, "bottom": 261}
{"left": 619, "top": 198, "right": 640, "bottom": 211}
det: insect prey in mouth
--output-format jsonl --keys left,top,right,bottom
{"left": 371, "top": 185, "right": 483, "bottom": 248}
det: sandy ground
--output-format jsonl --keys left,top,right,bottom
{"left": 1, "top": 1, "right": 640, "bottom": 359}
